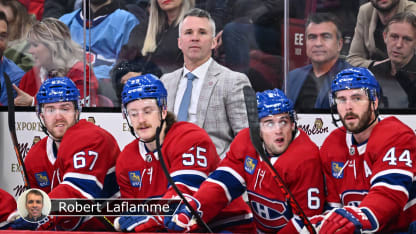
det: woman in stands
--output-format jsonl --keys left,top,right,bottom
{"left": 112, "top": 0, "right": 194, "bottom": 105}
{"left": 14, "top": 18, "right": 98, "bottom": 106}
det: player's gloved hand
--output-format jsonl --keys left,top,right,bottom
{"left": 164, "top": 195, "right": 200, "bottom": 232}
{"left": 9, "top": 217, "right": 39, "bottom": 230}
{"left": 114, "top": 215, "right": 164, "bottom": 232}
{"left": 319, "top": 206, "right": 378, "bottom": 234}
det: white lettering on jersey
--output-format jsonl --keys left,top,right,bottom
{"left": 254, "top": 169, "right": 266, "bottom": 190}
{"left": 382, "top": 147, "right": 412, "bottom": 167}
{"left": 364, "top": 160, "right": 372, "bottom": 178}
{"left": 140, "top": 167, "right": 153, "bottom": 190}
{"left": 182, "top": 147, "right": 208, "bottom": 167}
{"left": 308, "top": 188, "right": 320, "bottom": 209}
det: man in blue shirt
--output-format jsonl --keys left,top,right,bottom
{"left": 0, "top": 11, "right": 24, "bottom": 106}
{"left": 287, "top": 13, "right": 351, "bottom": 110}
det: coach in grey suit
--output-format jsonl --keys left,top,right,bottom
{"left": 161, "top": 8, "right": 250, "bottom": 158}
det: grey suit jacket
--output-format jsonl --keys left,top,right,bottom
{"left": 347, "top": 0, "right": 416, "bottom": 67}
{"left": 161, "top": 60, "right": 251, "bottom": 158}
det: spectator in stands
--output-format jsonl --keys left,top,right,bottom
{"left": 370, "top": 11, "right": 416, "bottom": 108}
{"left": 347, "top": 0, "right": 416, "bottom": 67}
{"left": 43, "top": 0, "right": 148, "bottom": 23}
{"left": 161, "top": 8, "right": 250, "bottom": 158}
{"left": 0, "top": 0, "right": 36, "bottom": 72}
{"left": 42, "top": 0, "right": 77, "bottom": 18}
{"left": 13, "top": 18, "right": 98, "bottom": 106}
{"left": 17, "top": 0, "right": 44, "bottom": 20}
{"left": 0, "top": 11, "right": 24, "bottom": 106}
{"left": 287, "top": 13, "right": 351, "bottom": 111}
{"left": 213, "top": 0, "right": 292, "bottom": 91}
{"left": 59, "top": 0, "right": 139, "bottom": 105}
{"left": 116, "top": 0, "right": 195, "bottom": 80}
{"left": 112, "top": 0, "right": 194, "bottom": 106}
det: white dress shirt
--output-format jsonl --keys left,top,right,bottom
{"left": 174, "top": 58, "right": 212, "bottom": 123}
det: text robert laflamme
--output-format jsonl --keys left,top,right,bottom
{"left": 50, "top": 199, "right": 181, "bottom": 216}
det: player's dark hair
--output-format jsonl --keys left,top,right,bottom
{"left": 306, "top": 12, "right": 342, "bottom": 40}
{"left": 164, "top": 111, "right": 176, "bottom": 135}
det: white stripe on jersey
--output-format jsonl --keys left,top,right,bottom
{"left": 171, "top": 169, "right": 209, "bottom": 179}
{"left": 61, "top": 181, "right": 94, "bottom": 199}
{"left": 170, "top": 182, "right": 199, "bottom": 192}
{"left": 216, "top": 166, "right": 247, "bottom": 187}
{"left": 63, "top": 172, "right": 103, "bottom": 189}
{"left": 328, "top": 202, "right": 342, "bottom": 208}
{"left": 46, "top": 137, "right": 57, "bottom": 165}
{"left": 372, "top": 182, "right": 409, "bottom": 197}
{"left": 370, "top": 169, "right": 413, "bottom": 184}
{"left": 206, "top": 178, "right": 232, "bottom": 202}
{"left": 404, "top": 197, "right": 416, "bottom": 211}
{"left": 107, "top": 166, "right": 115, "bottom": 174}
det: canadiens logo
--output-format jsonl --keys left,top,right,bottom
{"left": 244, "top": 156, "right": 258, "bottom": 175}
{"left": 341, "top": 190, "right": 368, "bottom": 207}
{"left": 35, "top": 172, "right": 50, "bottom": 187}
{"left": 248, "top": 191, "right": 291, "bottom": 230}
{"left": 331, "top": 162, "right": 345, "bottom": 179}
{"left": 129, "top": 171, "right": 142, "bottom": 188}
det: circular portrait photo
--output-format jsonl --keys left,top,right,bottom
{"left": 17, "top": 188, "right": 51, "bottom": 223}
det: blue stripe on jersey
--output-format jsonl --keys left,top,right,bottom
{"left": 209, "top": 170, "right": 246, "bottom": 201}
{"left": 371, "top": 171, "right": 412, "bottom": 194}
{"left": 171, "top": 173, "right": 206, "bottom": 189}
{"left": 64, "top": 177, "right": 101, "bottom": 198}
{"left": 101, "top": 171, "right": 119, "bottom": 198}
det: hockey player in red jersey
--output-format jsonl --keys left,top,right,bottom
{"left": 114, "top": 74, "right": 254, "bottom": 232}
{"left": 165, "top": 88, "right": 325, "bottom": 233}
{"left": 318, "top": 67, "right": 416, "bottom": 233}
{"left": 9, "top": 77, "right": 120, "bottom": 231}
{"left": 0, "top": 188, "right": 17, "bottom": 229}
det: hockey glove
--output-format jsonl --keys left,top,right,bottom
{"left": 319, "top": 206, "right": 378, "bottom": 234}
{"left": 164, "top": 195, "right": 201, "bottom": 232}
{"left": 115, "top": 215, "right": 163, "bottom": 232}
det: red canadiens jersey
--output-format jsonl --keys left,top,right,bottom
{"left": 320, "top": 116, "right": 416, "bottom": 232}
{"left": 192, "top": 128, "right": 325, "bottom": 233}
{"left": 25, "top": 137, "right": 55, "bottom": 194}
{"left": 0, "top": 188, "right": 16, "bottom": 229}
{"left": 25, "top": 119, "right": 120, "bottom": 231}
{"left": 116, "top": 122, "right": 254, "bottom": 232}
